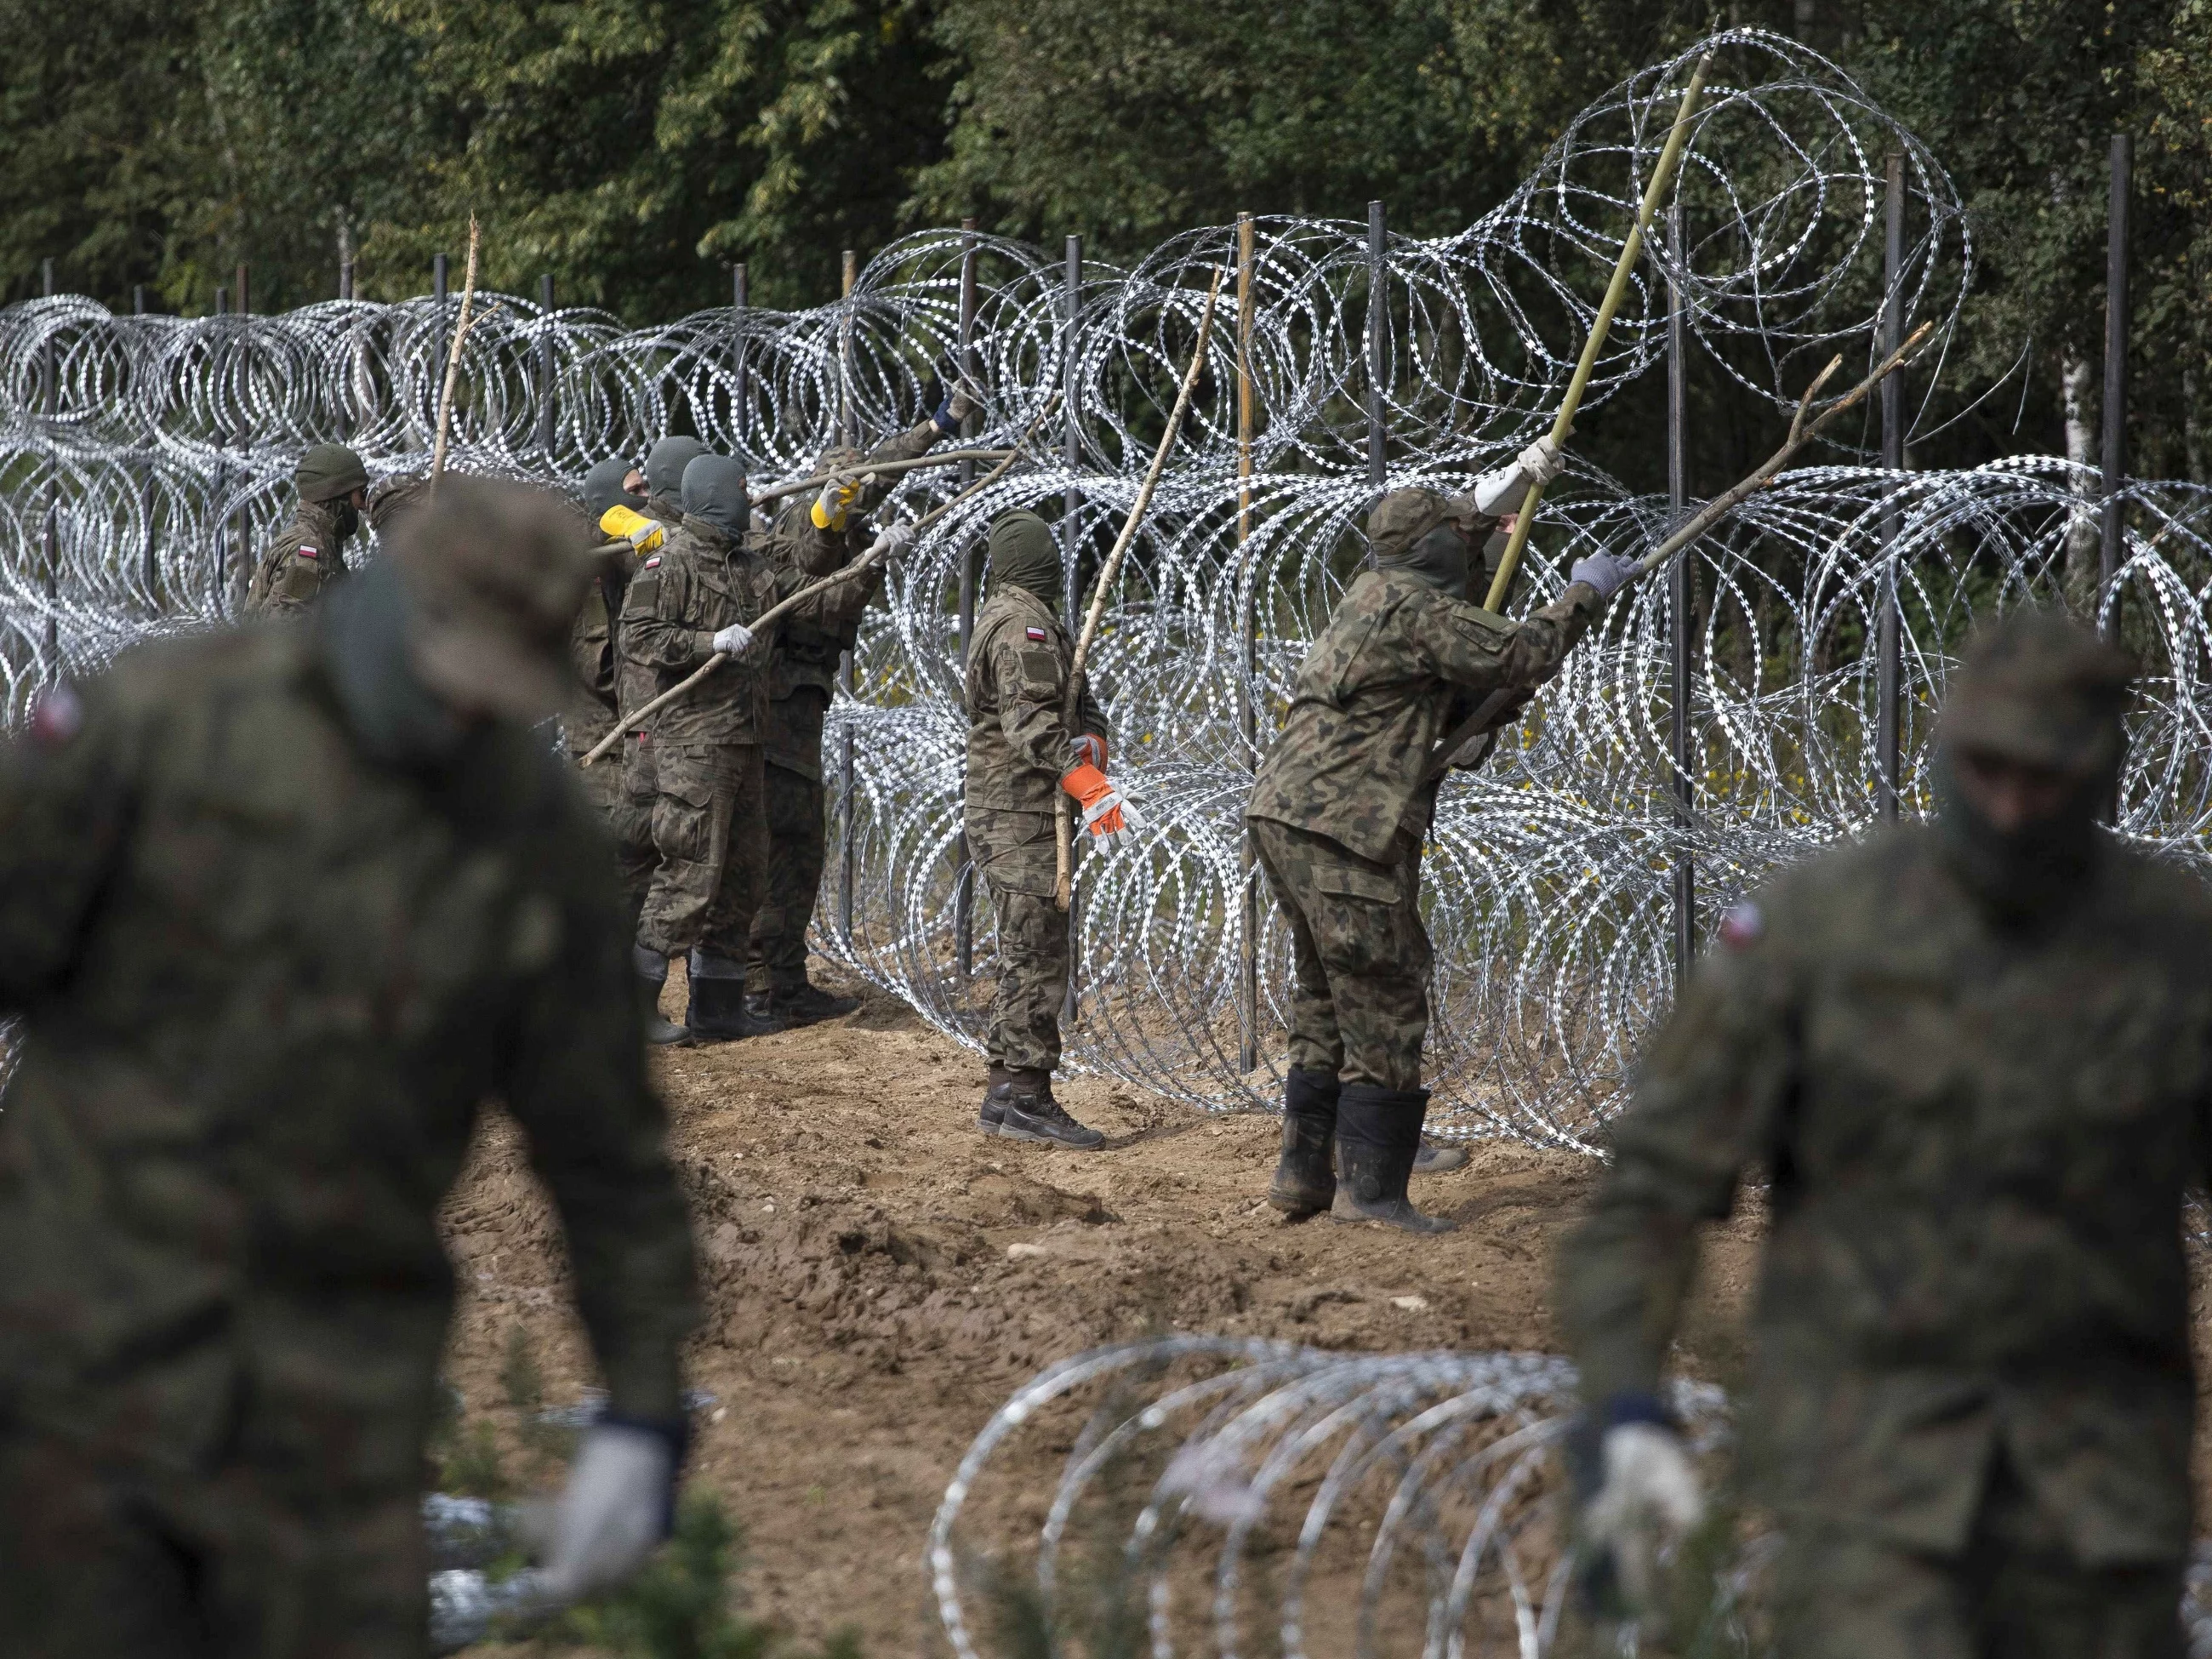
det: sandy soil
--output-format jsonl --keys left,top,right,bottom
{"left": 436, "top": 961, "right": 1780, "bottom": 1655}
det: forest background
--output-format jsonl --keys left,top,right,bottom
{"left": 4, "top": 0, "right": 2209, "bottom": 487}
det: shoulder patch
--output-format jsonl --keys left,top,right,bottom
{"left": 1026, "top": 626, "right": 1048, "bottom": 641}
{"left": 297, "top": 545, "right": 319, "bottom": 560}
{"left": 27, "top": 682, "right": 84, "bottom": 750}
{"left": 1718, "top": 900, "right": 1764, "bottom": 950}
{"left": 643, "top": 556, "right": 661, "bottom": 569}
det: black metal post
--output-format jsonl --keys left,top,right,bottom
{"left": 41, "top": 258, "right": 54, "bottom": 298}
{"left": 954, "top": 219, "right": 980, "bottom": 981}
{"left": 41, "top": 266, "right": 58, "bottom": 658}
{"left": 2098, "top": 134, "right": 2131, "bottom": 636}
{"left": 235, "top": 262, "right": 249, "bottom": 317}
{"left": 837, "top": 251, "right": 859, "bottom": 944}
{"left": 132, "top": 286, "right": 146, "bottom": 316}
{"left": 1238, "top": 210, "right": 1261, "bottom": 1073}
{"left": 1876, "top": 154, "right": 1905, "bottom": 819}
{"left": 731, "top": 264, "right": 750, "bottom": 459}
{"left": 1666, "top": 203, "right": 1695, "bottom": 978}
{"left": 1061, "top": 232, "right": 1084, "bottom": 1027}
{"left": 536, "top": 275, "right": 556, "bottom": 462}
{"left": 213, "top": 283, "right": 231, "bottom": 619}
{"left": 1366, "top": 202, "right": 1387, "bottom": 489}
{"left": 432, "top": 254, "right": 449, "bottom": 442}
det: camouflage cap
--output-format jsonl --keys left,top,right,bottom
{"left": 366, "top": 472, "right": 430, "bottom": 533}
{"left": 1941, "top": 606, "right": 2135, "bottom": 772}
{"left": 384, "top": 476, "right": 595, "bottom": 722}
{"left": 1365, "top": 489, "right": 1451, "bottom": 564}
{"left": 295, "top": 442, "right": 369, "bottom": 504}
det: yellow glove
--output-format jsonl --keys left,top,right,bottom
{"left": 811, "top": 476, "right": 862, "bottom": 532}
{"left": 599, "top": 505, "right": 665, "bottom": 556}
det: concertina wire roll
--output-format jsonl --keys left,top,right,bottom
{"left": 3, "top": 28, "right": 2208, "bottom": 1149}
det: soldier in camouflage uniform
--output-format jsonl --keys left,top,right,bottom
{"left": 0, "top": 477, "right": 700, "bottom": 1657}
{"left": 963, "top": 510, "right": 1126, "bottom": 1150}
{"left": 243, "top": 442, "right": 370, "bottom": 619}
{"left": 1556, "top": 607, "right": 2208, "bottom": 1658}
{"left": 748, "top": 382, "right": 974, "bottom": 1024}
{"left": 641, "top": 436, "right": 710, "bottom": 523}
{"left": 567, "top": 459, "right": 660, "bottom": 937}
{"left": 1245, "top": 462, "right": 1626, "bottom": 1234}
{"left": 621, "top": 453, "right": 881, "bottom": 1044}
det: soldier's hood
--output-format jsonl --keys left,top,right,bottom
{"left": 644, "top": 436, "right": 711, "bottom": 500}
{"left": 583, "top": 459, "right": 647, "bottom": 522}
{"left": 986, "top": 510, "right": 1061, "bottom": 603}
{"left": 319, "top": 558, "right": 475, "bottom": 769}
{"left": 681, "top": 453, "right": 750, "bottom": 536}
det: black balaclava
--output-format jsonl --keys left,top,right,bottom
{"left": 318, "top": 556, "right": 470, "bottom": 770}
{"left": 329, "top": 496, "right": 362, "bottom": 542}
{"left": 583, "top": 458, "right": 647, "bottom": 522}
{"left": 644, "top": 436, "right": 711, "bottom": 502}
{"left": 986, "top": 510, "right": 1062, "bottom": 604}
{"left": 1932, "top": 746, "right": 2115, "bottom": 926}
{"left": 1380, "top": 522, "right": 1471, "bottom": 596}
{"left": 681, "top": 454, "right": 751, "bottom": 538}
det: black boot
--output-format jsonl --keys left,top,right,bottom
{"left": 1331, "top": 1085, "right": 1454, "bottom": 1234}
{"left": 772, "top": 978, "right": 861, "bottom": 1026}
{"left": 996, "top": 1069, "right": 1104, "bottom": 1150}
{"left": 978, "top": 1065, "right": 1015, "bottom": 1136}
{"left": 1267, "top": 1067, "right": 1339, "bottom": 1219}
{"left": 684, "top": 949, "right": 787, "bottom": 1042}
{"left": 632, "top": 946, "right": 693, "bottom": 1047}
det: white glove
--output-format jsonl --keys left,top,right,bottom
{"left": 537, "top": 1424, "right": 676, "bottom": 1603}
{"left": 712, "top": 622, "right": 761, "bottom": 659}
{"left": 869, "top": 521, "right": 915, "bottom": 569}
{"left": 1583, "top": 1423, "right": 1704, "bottom": 1611}
{"left": 1471, "top": 435, "right": 1566, "bottom": 518}
{"left": 1569, "top": 550, "right": 1642, "bottom": 601}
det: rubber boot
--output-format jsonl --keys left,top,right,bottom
{"left": 1267, "top": 1067, "right": 1339, "bottom": 1219}
{"left": 773, "top": 978, "right": 861, "bottom": 1026}
{"left": 978, "top": 1064, "right": 1016, "bottom": 1136}
{"left": 1413, "top": 1137, "right": 1469, "bottom": 1175}
{"left": 684, "top": 949, "right": 787, "bottom": 1042}
{"left": 1331, "top": 1084, "right": 1454, "bottom": 1234}
{"left": 996, "top": 1069, "right": 1105, "bottom": 1150}
{"left": 631, "top": 946, "right": 693, "bottom": 1047}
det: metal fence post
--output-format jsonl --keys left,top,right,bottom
{"left": 213, "top": 283, "right": 231, "bottom": 619}
{"left": 431, "top": 253, "right": 449, "bottom": 448}
{"left": 954, "top": 218, "right": 980, "bottom": 981}
{"left": 731, "top": 264, "right": 750, "bottom": 460}
{"left": 1237, "top": 211, "right": 1261, "bottom": 1074}
{"left": 537, "top": 275, "right": 556, "bottom": 464}
{"left": 837, "top": 251, "right": 860, "bottom": 945}
{"left": 1666, "top": 203, "right": 1696, "bottom": 980}
{"left": 2099, "top": 134, "right": 2131, "bottom": 637}
{"left": 1877, "top": 154, "right": 1905, "bottom": 819}
{"left": 1061, "top": 234, "right": 1084, "bottom": 1027}
{"left": 1366, "top": 202, "right": 1387, "bottom": 489}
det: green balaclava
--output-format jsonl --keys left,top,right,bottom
{"left": 986, "top": 510, "right": 1062, "bottom": 603}
{"left": 1365, "top": 489, "right": 1468, "bottom": 595}
{"left": 681, "top": 453, "right": 750, "bottom": 538}
{"left": 643, "top": 436, "right": 710, "bottom": 505}
{"left": 318, "top": 556, "right": 470, "bottom": 771}
{"left": 1932, "top": 606, "right": 2134, "bottom": 922}
{"left": 297, "top": 442, "right": 370, "bottom": 540}
{"left": 582, "top": 458, "right": 647, "bottom": 524}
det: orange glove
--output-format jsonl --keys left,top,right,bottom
{"left": 1068, "top": 733, "right": 1107, "bottom": 772}
{"left": 1059, "top": 761, "right": 1138, "bottom": 851}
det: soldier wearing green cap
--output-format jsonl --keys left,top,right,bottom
{"left": 1245, "top": 482, "right": 1629, "bottom": 1234}
{"left": 244, "top": 442, "right": 372, "bottom": 619}
{"left": 1556, "top": 607, "right": 2212, "bottom": 1656}
{"left": 0, "top": 476, "right": 700, "bottom": 1656}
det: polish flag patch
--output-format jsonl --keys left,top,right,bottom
{"left": 1719, "top": 901, "right": 1764, "bottom": 950}
{"left": 297, "top": 546, "right": 319, "bottom": 560}
{"left": 643, "top": 556, "right": 661, "bottom": 568}
{"left": 1025, "top": 627, "right": 1047, "bottom": 641}
{"left": 28, "top": 682, "right": 83, "bottom": 750}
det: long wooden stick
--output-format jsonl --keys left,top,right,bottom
{"left": 750, "top": 448, "right": 1012, "bottom": 507}
{"left": 430, "top": 216, "right": 482, "bottom": 492}
{"left": 1421, "top": 321, "right": 1935, "bottom": 784}
{"left": 581, "top": 396, "right": 1058, "bottom": 767}
{"left": 1053, "top": 267, "right": 1225, "bottom": 909}
{"left": 1482, "top": 53, "right": 1713, "bottom": 613}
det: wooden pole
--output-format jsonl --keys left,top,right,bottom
{"left": 430, "top": 217, "right": 482, "bottom": 490}
{"left": 1484, "top": 52, "right": 1713, "bottom": 613}
{"left": 1236, "top": 212, "right": 1261, "bottom": 1074}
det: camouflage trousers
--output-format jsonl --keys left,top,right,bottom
{"left": 636, "top": 740, "right": 768, "bottom": 961}
{"left": 1765, "top": 1459, "right": 2184, "bottom": 1659}
{"left": 968, "top": 807, "right": 1071, "bottom": 1075}
{"left": 748, "top": 695, "right": 830, "bottom": 989}
{"left": 1248, "top": 817, "right": 1430, "bottom": 1092}
{"left": 569, "top": 738, "right": 658, "bottom": 928}
{"left": 0, "top": 1427, "right": 423, "bottom": 1659}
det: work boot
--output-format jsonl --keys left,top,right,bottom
{"left": 684, "top": 949, "right": 787, "bottom": 1042}
{"left": 978, "top": 1065, "right": 1016, "bottom": 1136}
{"left": 997, "top": 1070, "right": 1105, "bottom": 1151}
{"left": 772, "top": 978, "right": 861, "bottom": 1026}
{"left": 1331, "top": 1084, "right": 1454, "bottom": 1234}
{"left": 631, "top": 946, "right": 693, "bottom": 1047}
{"left": 1413, "top": 1137, "right": 1469, "bottom": 1176}
{"left": 1267, "top": 1067, "right": 1339, "bottom": 1219}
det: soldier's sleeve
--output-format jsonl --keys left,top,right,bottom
{"left": 853, "top": 419, "right": 944, "bottom": 516}
{"left": 994, "top": 630, "right": 1081, "bottom": 775}
{"left": 1554, "top": 892, "right": 1799, "bottom": 1411}
{"left": 622, "top": 550, "right": 714, "bottom": 670}
{"left": 0, "top": 677, "right": 138, "bottom": 1007}
{"left": 1416, "top": 585, "right": 1604, "bottom": 694}
{"left": 503, "top": 793, "right": 700, "bottom": 1422}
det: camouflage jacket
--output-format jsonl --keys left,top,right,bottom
{"left": 619, "top": 515, "right": 841, "bottom": 749}
{"left": 964, "top": 582, "right": 1108, "bottom": 815}
{"left": 1244, "top": 570, "right": 1601, "bottom": 861}
{"left": 1556, "top": 825, "right": 2212, "bottom": 1566}
{"left": 243, "top": 498, "right": 351, "bottom": 619}
{"left": 565, "top": 538, "right": 634, "bottom": 756}
{"left": 0, "top": 628, "right": 699, "bottom": 1483}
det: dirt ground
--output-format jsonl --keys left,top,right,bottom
{"left": 438, "top": 962, "right": 2212, "bottom": 1656}
{"left": 437, "top": 961, "right": 1776, "bottom": 1656}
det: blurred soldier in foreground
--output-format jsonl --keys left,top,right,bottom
{"left": 1244, "top": 441, "right": 1633, "bottom": 1234}
{"left": 1558, "top": 608, "right": 2208, "bottom": 1656}
{"left": 622, "top": 453, "right": 896, "bottom": 1043}
{"left": 244, "top": 441, "right": 370, "bottom": 618}
{"left": 749, "top": 378, "right": 975, "bottom": 1024}
{"left": 964, "top": 509, "right": 1126, "bottom": 1150}
{"left": 567, "top": 458, "right": 661, "bottom": 932}
{"left": 0, "top": 477, "right": 701, "bottom": 1657}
